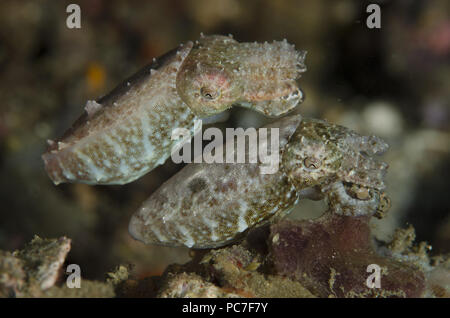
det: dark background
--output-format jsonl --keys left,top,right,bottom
{"left": 0, "top": 0, "right": 448, "bottom": 280}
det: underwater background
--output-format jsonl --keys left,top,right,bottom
{"left": 0, "top": 0, "right": 448, "bottom": 280}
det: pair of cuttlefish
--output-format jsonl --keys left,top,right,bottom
{"left": 42, "top": 35, "right": 389, "bottom": 249}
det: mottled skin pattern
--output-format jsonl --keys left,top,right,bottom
{"left": 281, "top": 118, "right": 388, "bottom": 191}
{"left": 43, "top": 43, "right": 196, "bottom": 185}
{"left": 177, "top": 35, "right": 306, "bottom": 117}
{"left": 129, "top": 116, "right": 302, "bottom": 248}
{"left": 281, "top": 118, "right": 390, "bottom": 217}
{"left": 129, "top": 116, "right": 390, "bottom": 248}
{"left": 42, "top": 35, "right": 306, "bottom": 185}
{"left": 41, "top": 34, "right": 389, "bottom": 250}
{"left": 325, "top": 181, "right": 391, "bottom": 217}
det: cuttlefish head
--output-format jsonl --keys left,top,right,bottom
{"left": 177, "top": 34, "right": 306, "bottom": 118}
{"left": 281, "top": 118, "right": 389, "bottom": 192}
{"left": 282, "top": 118, "right": 390, "bottom": 217}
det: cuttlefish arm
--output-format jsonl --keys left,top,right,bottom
{"left": 281, "top": 118, "right": 390, "bottom": 217}
{"left": 177, "top": 35, "right": 307, "bottom": 117}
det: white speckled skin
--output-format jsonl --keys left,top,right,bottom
{"left": 42, "top": 43, "right": 196, "bottom": 185}
{"left": 42, "top": 35, "right": 306, "bottom": 185}
{"left": 324, "top": 181, "right": 390, "bottom": 217}
{"left": 177, "top": 35, "right": 306, "bottom": 117}
{"left": 129, "top": 115, "right": 302, "bottom": 248}
{"left": 129, "top": 116, "right": 390, "bottom": 249}
{"left": 41, "top": 34, "right": 390, "bottom": 250}
{"left": 281, "top": 118, "right": 389, "bottom": 191}
{"left": 281, "top": 118, "right": 390, "bottom": 218}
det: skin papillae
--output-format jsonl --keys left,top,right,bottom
{"left": 129, "top": 116, "right": 390, "bottom": 249}
{"left": 42, "top": 35, "right": 306, "bottom": 185}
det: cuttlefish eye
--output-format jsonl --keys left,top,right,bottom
{"left": 176, "top": 63, "right": 242, "bottom": 117}
{"left": 304, "top": 157, "right": 321, "bottom": 169}
{"left": 200, "top": 86, "right": 220, "bottom": 100}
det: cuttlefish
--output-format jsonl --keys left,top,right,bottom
{"left": 42, "top": 35, "right": 307, "bottom": 185}
{"left": 129, "top": 115, "right": 390, "bottom": 248}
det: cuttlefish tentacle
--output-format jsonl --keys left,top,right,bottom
{"left": 280, "top": 118, "right": 389, "bottom": 191}
{"left": 323, "top": 181, "right": 390, "bottom": 217}
{"left": 177, "top": 35, "right": 307, "bottom": 117}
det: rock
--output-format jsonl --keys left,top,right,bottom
{"left": 0, "top": 236, "right": 115, "bottom": 297}
{"left": 268, "top": 213, "right": 427, "bottom": 297}
{"left": 158, "top": 272, "right": 241, "bottom": 298}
